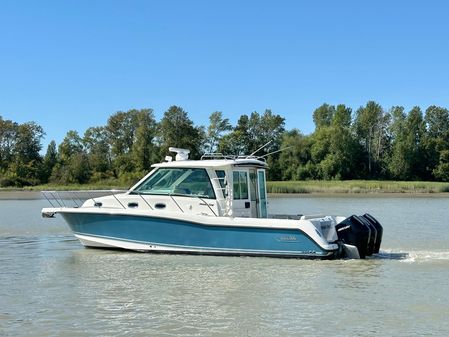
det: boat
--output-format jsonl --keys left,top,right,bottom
{"left": 41, "top": 147, "right": 383, "bottom": 259}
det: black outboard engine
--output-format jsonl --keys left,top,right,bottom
{"left": 335, "top": 214, "right": 383, "bottom": 259}
{"left": 362, "top": 213, "right": 383, "bottom": 254}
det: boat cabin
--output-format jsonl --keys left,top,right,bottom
{"left": 128, "top": 149, "right": 268, "bottom": 218}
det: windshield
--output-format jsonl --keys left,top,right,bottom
{"left": 132, "top": 168, "right": 215, "bottom": 199}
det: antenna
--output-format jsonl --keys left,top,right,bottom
{"left": 247, "top": 140, "right": 272, "bottom": 158}
{"left": 259, "top": 146, "right": 293, "bottom": 158}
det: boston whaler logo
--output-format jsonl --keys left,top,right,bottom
{"left": 276, "top": 235, "right": 298, "bottom": 242}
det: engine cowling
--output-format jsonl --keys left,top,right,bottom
{"left": 335, "top": 214, "right": 383, "bottom": 259}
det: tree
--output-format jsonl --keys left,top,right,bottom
{"left": 433, "top": 150, "right": 449, "bottom": 181}
{"left": 106, "top": 109, "right": 157, "bottom": 174}
{"left": 218, "top": 110, "right": 285, "bottom": 179}
{"left": 388, "top": 106, "right": 408, "bottom": 179}
{"left": 51, "top": 130, "right": 90, "bottom": 184}
{"left": 308, "top": 104, "right": 360, "bottom": 180}
{"left": 313, "top": 104, "right": 335, "bottom": 129}
{"left": 248, "top": 110, "right": 285, "bottom": 156}
{"left": 8, "top": 122, "right": 45, "bottom": 185}
{"left": 332, "top": 104, "right": 352, "bottom": 128}
{"left": 218, "top": 114, "right": 251, "bottom": 155}
{"left": 42, "top": 140, "right": 58, "bottom": 183}
{"left": 106, "top": 111, "right": 138, "bottom": 157}
{"left": 83, "top": 126, "right": 112, "bottom": 180}
{"left": 205, "top": 111, "right": 232, "bottom": 153}
{"left": 0, "top": 117, "right": 18, "bottom": 172}
{"left": 424, "top": 105, "right": 449, "bottom": 180}
{"left": 58, "top": 130, "right": 84, "bottom": 162}
{"left": 131, "top": 109, "right": 158, "bottom": 172}
{"left": 158, "top": 106, "right": 204, "bottom": 159}
{"left": 406, "top": 107, "right": 426, "bottom": 179}
{"left": 353, "top": 101, "right": 390, "bottom": 177}
{"left": 0, "top": 118, "right": 46, "bottom": 186}
{"left": 219, "top": 110, "right": 285, "bottom": 158}
{"left": 278, "top": 129, "right": 313, "bottom": 180}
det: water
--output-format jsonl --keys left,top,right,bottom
{"left": 1, "top": 195, "right": 449, "bottom": 336}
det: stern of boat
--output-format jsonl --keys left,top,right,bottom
{"left": 306, "top": 213, "right": 384, "bottom": 259}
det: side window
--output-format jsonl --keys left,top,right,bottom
{"left": 233, "top": 171, "right": 249, "bottom": 200}
{"left": 176, "top": 169, "right": 215, "bottom": 199}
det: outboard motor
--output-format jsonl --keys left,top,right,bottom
{"left": 358, "top": 216, "right": 376, "bottom": 256}
{"left": 335, "top": 214, "right": 383, "bottom": 259}
{"left": 362, "top": 213, "right": 383, "bottom": 254}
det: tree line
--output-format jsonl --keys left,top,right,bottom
{"left": 1, "top": 102, "right": 449, "bottom": 187}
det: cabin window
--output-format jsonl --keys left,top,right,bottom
{"left": 233, "top": 171, "right": 249, "bottom": 200}
{"left": 132, "top": 168, "right": 215, "bottom": 199}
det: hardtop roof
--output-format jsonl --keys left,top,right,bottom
{"left": 152, "top": 158, "right": 267, "bottom": 169}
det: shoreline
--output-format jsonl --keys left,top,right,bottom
{"left": 1, "top": 190, "right": 449, "bottom": 200}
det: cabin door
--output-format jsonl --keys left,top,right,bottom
{"left": 257, "top": 169, "right": 268, "bottom": 218}
{"left": 232, "top": 170, "right": 251, "bottom": 217}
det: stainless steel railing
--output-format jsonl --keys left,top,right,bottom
{"left": 42, "top": 190, "right": 126, "bottom": 208}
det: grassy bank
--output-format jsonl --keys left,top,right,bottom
{"left": 1, "top": 182, "right": 128, "bottom": 192}
{"left": 2, "top": 180, "right": 449, "bottom": 194}
{"left": 267, "top": 180, "right": 449, "bottom": 194}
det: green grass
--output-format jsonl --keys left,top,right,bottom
{"left": 2, "top": 182, "right": 129, "bottom": 192}
{"left": 2, "top": 179, "right": 449, "bottom": 194}
{"left": 267, "top": 180, "right": 449, "bottom": 194}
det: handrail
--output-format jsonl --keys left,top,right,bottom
{"left": 137, "top": 193, "right": 154, "bottom": 210}
{"left": 41, "top": 190, "right": 127, "bottom": 209}
{"left": 168, "top": 193, "right": 184, "bottom": 213}
{"left": 112, "top": 194, "right": 126, "bottom": 209}
{"left": 201, "top": 153, "right": 236, "bottom": 160}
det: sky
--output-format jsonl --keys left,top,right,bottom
{"left": 1, "top": 0, "right": 449, "bottom": 149}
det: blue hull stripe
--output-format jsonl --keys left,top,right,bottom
{"left": 62, "top": 212, "right": 333, "bottom": 257}
{"left": 74, "top": 231, "right": 332, "bottom": 256}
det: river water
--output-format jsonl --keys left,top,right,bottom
{"left": 1, "top": 195, "right": 449, "bottom": 336}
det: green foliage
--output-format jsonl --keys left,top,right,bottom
{"left": 0, "top": 117, "right": 44, "bottom": 186}
{"left": 388, "top": 107, "right": 426, "bottom": 180}
{"left": 42, "top": 140, "right": 58, "bottom": 183}
{"left": 106, "top": 109, "right": 158, "bottom": 175}
{"left": 313, "top": 104, "right": 335, "bottom": 129}
{"left": 218, "top": 109, "right": 285, "bottom": 179}
{"left": 0, "top": 117, "right": 18, "bottom": 171}
{"left": 309, "top": 104, "right": 359, "bottom": 180}
{"left": 219, "top": 110, "right": 285, "bottom": 157}
{"left": 218, "top": 114, "right": 251, "bottom": 155}
{"left": 158, "top": 106, "right": 204, "bottom": 159}
{"left": 3, "top": 102, "right": 449, "bottom": 188}
{"left": 353, "top": 101, "right": 391, "bottom": 177}
{"left": 131, "top": 109, "right": 158, "bottom": 172}
{"left": 205, "top": 111, "right": 232, "bottom": 153}
{"left": 424, "top": 106, "right": 449, "bottom": 180}
{"left": 83, "top": 126, "right": 111, "bottom": 174}
{"left": 278, "top": 129, "right": 312, "bottom": 180}
{"left": 433, "top": 150, "right": 449, "bottom": 182}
